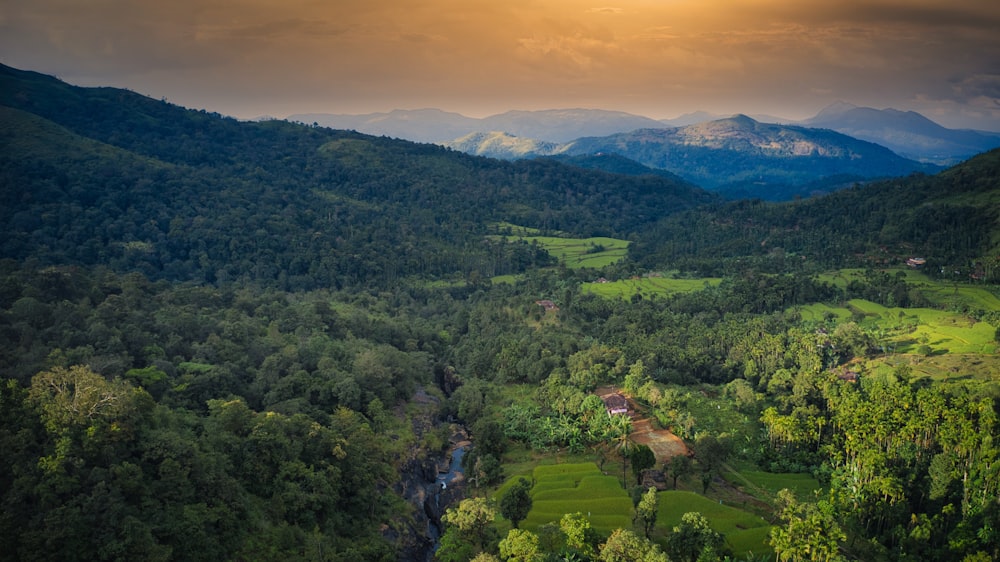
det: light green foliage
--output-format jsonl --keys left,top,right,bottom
{"left": 487, "top": 233, "right": 630, "bottom": 269}
{"left": 666, "top": 511, "right": 727, "bottom": 562}
{"left": 769, "top": 489, "right": 846, "bottom": 562}
{"left": 583, "top": 276, "right": 723, "bottom": 300}
{"left": 657, "top": 492, "right": 772, "bottom": 556}
{"left": 599, "top": 528, "right": 670, "bottom": 562}
{"left": 636, "top": 487, "right": 658, "bottom": 537}
{"left": 441, "top": 497, "right": 497, "bottom": 550}
{"left": 734, "top": 471, "right": 821, "bottom": 500}
{"left": 559, "top": 512, "right": 599, "bottom": 558}
{"left": 567, "top": 344, "right": 626, "bottom": 390}
{"left": 28, "top": 365, "right": 140, "bottom": 435}
{"left": 498, "top": 528, "right": 541, "bottom": 562}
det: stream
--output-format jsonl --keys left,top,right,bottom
{"left": 424, "top": 444, "right": 467, "bottom": 560}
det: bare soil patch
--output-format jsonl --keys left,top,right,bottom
{"left": 631, "top": 416, "right": 690, "bottom": 462}
{"left": 595, "top": 387, "right": 690, "bottom": 462}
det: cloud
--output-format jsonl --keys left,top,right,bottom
{"left": 1, "top": 0, "right": 998, "bottom": 127}
{"left": 951, "top": 74, "right": 1000, "bottom": 103}
{"left": 587, "top": 7, "right": 624, "bottom": 14}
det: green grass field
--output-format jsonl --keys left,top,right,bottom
{"left": 817, "top": 268, "right": 1000, "bottom": 312}
{"left": 728, "top": 471, "right": 821, "bottom": 500}
{"left": 657, "top": 491, "right": 772, "bottom": 556}
{"left": 516, "top": 463, "right": 633, "bottom": 534}
{"left": 486, "top": 233, "right": 630, "bottom": 269}
{"left": 500, "top": 462, "right": 773, "bottom": 556}
{"left": 843, "top": 299, "right": 998, "bottom": 355}
{"left": 582, "top": 276, "right": 723, "bottom": 300}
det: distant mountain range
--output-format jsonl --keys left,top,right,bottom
{"left": 292, "top": 106, "right": 1000, "bottom": 161}
{"left": 443, "top": 115, "right": 939, "bottom": 199}
{"left": 803, "top": 102, "right": 1000, "bottom": 165}
{"left": 291, "top": 105, "right": 999, "bottom": 196}
{"left": 290, "top": 108, "right": 666, "bottom": 143}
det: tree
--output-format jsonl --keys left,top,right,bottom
{"left": 560, "top": 512, "right": 598, "bottom": 559}
{"left": 599, "top": 528, "right": 669, "bottom": 562}
{"left": 769, "top": 489, "right": 846, "bottom": 562}
{"left": 441, "top": 497, "right": 497, "bottom": 552}
{"left": 666, "top": 512, "right": 725, "bottom": 562}
{"left": 28, "top": 365, "right": 138, "bottom": 434}
{"left": 636, "top": 487, "right": 658, "bottom": 538}
{"left": 610, "top": 413, "right": 634, "bottom": 488}
{"left": 498, "top": 528, "right": 541, "bottom": 562}
{"left": 694, "top": 434, "right": 729, "bottom": 492}
{"left": 630, "top": 443, "right": 656, "bottom": 485}
{"left": 499, "top": 477, "right": 533, "bottom": 529}
{"left": 667, "top": 455, "right": 693, "bottom": 489}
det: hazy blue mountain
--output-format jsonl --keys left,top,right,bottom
{"left": 443, "top": 131, "right": 563, "bottom": 158}
{"left": 803, "top": 102, "right": 1000, "bottom": 165}
{"left": 477, "top": 108, "right": 666, "bottom": 142}
{"left": 659, "top": 111, "right": 722, "bottom": 127}
{"left": 442, "top": 114, "right": 938, "bottom": 199}
{"left": 542, "top": 153, "right": 691, "bottom": 184}
{"left": 660, "top": 111, "right": 795, "bottom": 127}
{"left": 287, "top": 108, "right": 480, "bottom": 143}
{"left": 562, "top": 115, "right": 939, "bottom": 198}
{"left": 289, "top": 108, "right": 666, "bottom": 143}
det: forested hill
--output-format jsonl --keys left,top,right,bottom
{"left": 0, "top": 63, "right": 715, "bottom": 290}
{"left": 633, "top": 148, "right": 1000, "bottom": 278}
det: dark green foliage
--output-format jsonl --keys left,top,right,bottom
{"left": 633, "top": 149, "right": 1000, "bottom": 276}
{"left": 499, "top": 477, "right": 533, "bottom": 529}
{"left": 2, "top": 63, "right": 1000, "bottom": 562}
{"left": 0, "top": 64, "right": 715, "bottom": 291}
{"left": 629, "top": 443, "right": 656, "bottom": 483}
{"left": 667, "top": 455, "right": 693, "bottom": 489}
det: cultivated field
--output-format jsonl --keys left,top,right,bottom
{"left": 487, "top": 228, "right": 631, "bottom": 270}
{"left": 583, "top": 276, "right": 723, "bottom": 299}
{"left": 504, "top": 462, "right": 774, "bottom": 557}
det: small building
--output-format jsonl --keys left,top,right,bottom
{"left": 837, "top": 371, "right": 859, "bottom": 383}
{"left": 535, "top": 299, "right": 558, "bottom": 312}
{"left": 906, "top": 257, "right": 926, "bottom": 268}
{"left": 602, "top": 393, "right": 629, "bottom": 416}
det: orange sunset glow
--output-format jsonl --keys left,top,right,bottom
{"left": 2, "top": 0, "right": 999, "bottom": 128}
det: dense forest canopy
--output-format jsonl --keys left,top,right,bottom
{"left": 1, "top": 63, "right": 998, "bottom": 561}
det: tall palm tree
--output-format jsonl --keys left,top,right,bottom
{"left": 610, "top": 413, "right": 634, "bottom": 489}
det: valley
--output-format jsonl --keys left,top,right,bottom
{"left": 1, "top": 64, "right": 998, "bottom": 562}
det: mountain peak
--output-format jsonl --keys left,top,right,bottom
{"left": 813, "top": 101, "right": 860, "bottom": 120}
{"left": 726, "top": 114, "right": 759, "bottom": 126}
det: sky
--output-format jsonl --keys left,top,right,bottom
{"left": 3, "top": 0, "right": 1000, "bottom": 130}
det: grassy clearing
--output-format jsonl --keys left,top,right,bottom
{"left": 487, "top": 233, "right": 630, "bottom": 269}
{"left": 499, "top": 459, "right": 773, "bottom": 557}
{"left": 731, "top": 471, "right": 821, "bottom": 501}
{"left": 791, "top": 295, "right": 997, "bottom": 360}
{"left": 817, "top": 268, "right": 1000, "bottom": 312}
{"left": 516, "top": 463, "right": 633, "bottom": 535}
{"left": 864, "top": 354, "right": 1000, "bottom": 384}
{"left": 657, "top": 491, "right": 772, "bottom": 556}
{"left": 793, "top": 303, "right": 854, "bottom": 322}
{"left": 582, "top": 276, "right": 722, "bottom": 300}
{"left": 844, "top": 299, "right": 998, "bottom": 355}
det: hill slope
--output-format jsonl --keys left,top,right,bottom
{"left": 289, "top": 107, "right": 667, "bottom": 143}
{"left": 804, "top": 102, "right": 1000, "bottom": 165}
{"left": 0, "top": 64, "right": 716, "bottom": 289}
{"left": 442, "top": 115, "right": 939, "bottom": 199}
{"left": 633, "top": 148, "right": 1000, "bottom": 276}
